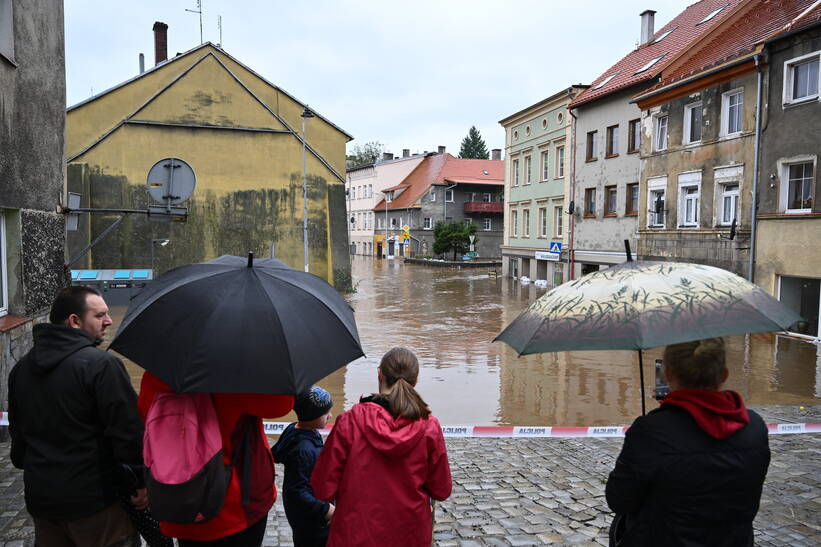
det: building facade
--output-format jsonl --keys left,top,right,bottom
{"left": 755, "top": 15, "right": 821, "bottom": 338}
{"left": 499, "top": 86, "right": 587, "bottom": 284}
{"left": 0, "top": 0, "right": 67, "bottom": 438}
{"left": 66, "top": 27, "right": 352, "bottom": 289}
{"left": 346, "top": 151, "right": 425, "bottom": 257}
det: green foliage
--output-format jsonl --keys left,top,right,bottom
{"left": 346, "top": 141, "right": 386, "bottom": 169}
{"left": 433, "top": 221, "right": 479, "bottom": 260}
{"left": 458, "top": 126, "right": 490, "bottom": 159}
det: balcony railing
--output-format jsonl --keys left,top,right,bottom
{"left": 464, "top": 201, "right": 503, "bottom": 213}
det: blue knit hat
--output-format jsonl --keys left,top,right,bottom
{"left": 294, "top": 386, "right": 333, "bottom": 422}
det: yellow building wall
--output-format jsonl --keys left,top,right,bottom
{"left": 755, "top": 218, "right": 821, "bottom": 295}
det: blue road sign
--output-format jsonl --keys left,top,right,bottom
{"left": 549, "top": 242, "right": 563, "bottom": 253}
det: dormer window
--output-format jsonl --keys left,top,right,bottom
{"left": 386, "top": 191, "right": 394, "bottom": 202}
{"left": 635, "top": 55, "right": 665, "bottom": 75}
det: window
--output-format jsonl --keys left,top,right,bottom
{"left": 586, "top": 131, "right": 598, "bottom": 161}
{"left": 556, "top": 146, "right": 565, "bottom": 178}
{"left": 698, "top": 5, "right": 726, "bottom": 25}
{"left": 424, "top": 217, "right": 432, "bottom": 229}
{"left": 513, "top": 159, "right": 520, "bottom": 186}
{"left": 628, "top": 119, "right": 641, "bottom": 153}
{"left": 784, "top": 52, "right": 820, "bottom": 105}
{"left": 482, "top": 193, "right": 491, "bottom": 202}
{"left": 604, "top": 186, "right": 618, "bottom": 216}
{"left": 445, "top": 189, "right": 454, "bottom": 202}
{"left": 464, "top": 218, "right": 472, "bottom": 226}
{"left": 0, "top": 212, "right": 7, "bottom": 317}
{"left": 786, "top": 162, "right": 814, "bottom": 212}
{"left": 779, "top": 276, "right": 820, "bottom": 337}
{"left": 390, "top": 217, "right": 398, "bottom": 228}
{"left": 483, "top": 218, "right": 492, "bottom": 231}
{"left": 429, "top": 188, "right": 436, "bottom": 202}
{"left": 368, "top": 184, "right": 373, "bottom": 198}
{"left": 538, "top": 207, "right": 548, "bottom": 237}
{"left": 720, "top": 184, "right": 739, "bottom": 225}
{"left": 378, "top": 216, "right": 385, "bottom": 229}
{"left": 635, "top": 54, "right": 665, "bottom": 74}
{"left": 511, "top": 210, "right": 518, "bottom": 237}
{"left": 522, "top": 209, "right": 530, "bottom": 237}
{"left": 648, "top": 177, "right": 667, "bottom": 228}
{"left": 554, "top": 206, "right": 563, "bottom": 237}
{"left": 683, "top": 102, "right": 703, "bottom": 144}
{"left": 0, "top": 0, "right": 14, "bottom": 64}
{"left": 653, "top": 27, "right": 676, "bottom": 43}
{"left": 541, "top": 151, "right": 549, "bottom": 181}
{"left": 584, "top": 188, "right": 596, "bottom": 217}
{"left": 593, "top": 73, "right": 618, "bottom": 90}
{"left": 386, "top": 191, "right": 394, "bottom": 202}
{"left": 606, "top": 125, "right": 619, "bottom": 157}
{"left": 524, "top": 156, "right": 532, "bottom": 184}
{"left": 655, "top": 116, "right": 668, "bottom": 151}
{"left": 678, "top": 174, "right": 701, "bottom": 227}
{"left": 722, "top": 90, "right": 743, "bottom": 136}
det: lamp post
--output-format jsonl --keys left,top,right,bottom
{"left": 301, "top": 106, "right": 314, "bottom": 273}
{"left": 150, "top": 238, "right": 170, "bottom": 273}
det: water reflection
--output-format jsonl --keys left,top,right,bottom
{"left": 108, "top": 256, "right": 821, "bottom": 427}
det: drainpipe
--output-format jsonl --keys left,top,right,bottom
{"left": 569, "top": 109, "right": 578, "bottom": 280}
{"left": 749, "top": 53, "right": 764, "bottom": 282}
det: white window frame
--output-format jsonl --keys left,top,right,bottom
{"left": 783, "top": 50, "right": 820, "bottom": 106}
{"left": 524, "top": 156, "right": 532, "bottom": 185}
{"left": 482, "top": 193, "right": 491, "bottom": 202}
{"left": 555, "top": 146, "right": 565, "bottom": 178}
{"left": 390, "top": 217, "right": 398, "bottom": 228}
{"left": 655, "top": 115, "right": 668, "bottom": 151}
{"left": 677, "top": 171, "right": 702, "bottom": 228}
{"left": 513, "top": 159, "right": 520, "bottom": 186}
{"left": 522, "top": 209, "right": 530, "bottom": 237}
{"left": 511, "top": 209, "right": 519, "bottom": 237}
{"left": 429, "top": 188, "right": 436, "bottom": 202}
{"left": 538, "top": 207, "right": 548, "bottom": 237}
{"left": 721, "top": 89, "right": 744, "bottom": 137}
{"left": 647, "top": 176, "right": 667, "bottom": 228}
{"left": 424, "top": 217, "right": 432, "bottom": 229}
{"left": 713, "top": 166, "right": 743, "bottom": 226}
{"left": 483, "top": 217, "right": 492, "bottom": 231}
{"left": 778, "top": 156, "right": 816, "bottom": 213}
{"left": 0, "top": 212, "right": 7, "bottom": 317}
{"left": 445, "top": 189, "right": 454, "bottom": 202}
{"left": 720, "top": 183, "right": 739, "bottom": 226}
{"left": 541, "top": 150, "right": 549, "bottom": 181}
{"left": 683, "top": 101, "right": 703, "bottom": 145}
{"left": 554, "top": 206, "right": 563, "bottom": 238}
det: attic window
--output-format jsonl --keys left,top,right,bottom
{"left": 635, "top": 55, "right": 665, "bottom": 74}
{"left": 593, "top": 73, "right": 619, "bottom": 90}
{"left": 697, "top": 5, "right": 727, "bottom": 25}
{"left": 653, "top": 27, "right": 676, "bottom": 43}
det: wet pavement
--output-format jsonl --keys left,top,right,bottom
{"left": 1, "top": 405, "right": 819, "bottom": 546}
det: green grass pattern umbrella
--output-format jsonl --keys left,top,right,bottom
{"left": 495, "top": 260, "right": 801, "bottom": 414}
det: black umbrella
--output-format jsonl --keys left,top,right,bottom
{"left": 111, "top": 254, "right": 364, "bottom": 394}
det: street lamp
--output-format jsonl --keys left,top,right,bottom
{"left": 301, "top": 106, "right": 315, "bottom": 273}
{"left": 150, "top": 238, "right": 170, "bottom": 273}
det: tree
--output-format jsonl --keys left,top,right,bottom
{"left": 346, "top": 141, "right": 386, "bottom": 168}
{"left": 433, "top": 221, "right": 478, "bottom": 260}
{"left": 458, "top": 126, "right": 490, "bottom": 159}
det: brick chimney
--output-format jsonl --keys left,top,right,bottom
{"left": 153, "top": 21, "right": 168, "bottom": 65}
{"left": 640, "top": 10, "right": 656, "bottom": 45}
{"left": 492, "top": 149, "right": 502, "bottom": 161}
{"left": 438, "top": 146, "right": 446, "bottom": 154}
{"left": 402, "top": 149, "right": 410, "bottom": 158}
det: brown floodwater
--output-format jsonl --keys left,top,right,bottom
{"left": 107, "top": 256, "right": 821, "bottom": 426}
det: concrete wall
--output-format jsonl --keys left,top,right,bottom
{"left": 572, "top": 87, "right": 645, "bottom": 275}
{"left": 0, "top": 0, "right": 66, "bottom": 438}
{"left": 638, "top": 72, "right": 758, "bottom": 276}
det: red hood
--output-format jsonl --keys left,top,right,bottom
{"left": 661, "top": 389, "right": 750, "bottom": 439}
{"left": 351, "top": 402, "right": 429, "bottom": 455}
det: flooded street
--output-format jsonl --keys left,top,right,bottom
{"left": 111, "top": 256, "right": 821, "bottom": 426}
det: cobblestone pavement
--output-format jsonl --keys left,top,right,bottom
{"left": 1, "top": 406, "right": 819, "bottom": 546}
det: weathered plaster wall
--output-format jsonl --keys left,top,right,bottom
{"left": 755, "top": 218, "right": 821, "bottom": 295}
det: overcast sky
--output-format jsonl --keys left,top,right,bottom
{"left": 65, "top": 0, "right": 689, "bottom": 157}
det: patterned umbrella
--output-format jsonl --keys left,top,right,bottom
{"left": 495, "top": 261, "right": 801, "bottom": 413}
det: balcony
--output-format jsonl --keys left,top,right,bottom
{"left": 464, "top": 201, "right": 503, "bottom": 213}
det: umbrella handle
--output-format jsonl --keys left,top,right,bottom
{"left": 638, "top": 349, "right": 646, "bottom": 416}
{"left": 247, "top": 252, "right": 254, "bottom": 268}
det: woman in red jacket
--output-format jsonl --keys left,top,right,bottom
{"left": 138, "top": 372, "right": 293, "bottom": 546}
{"left": 311, "top": 347, "right": 452, "bottom": 546}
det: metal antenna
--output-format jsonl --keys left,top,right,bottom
{"left": 185, "top": 0, "right": 203, "bottom": 44}
{"left": 218, "top": 15, "right": 222, "bottom": 46}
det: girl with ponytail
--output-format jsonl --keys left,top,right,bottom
{"left": 311, "top": 347, "right": 452, "bottom": 546}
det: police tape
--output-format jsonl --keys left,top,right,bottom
{"left": 1, "top": 413, "right": 817, "bottom": 438}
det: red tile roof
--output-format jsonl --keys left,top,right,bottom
{"left": 373, "top": 154, "right": 504, "bottom": 211}
{"left": 569, "top": 0, "right": 746, "bottom": 109}
{"left": 641, "top": 0, "right": 820, "bottom": 94}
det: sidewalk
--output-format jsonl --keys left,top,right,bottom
{"left": 1, "top": 406, "right": 819, "bottom": 546}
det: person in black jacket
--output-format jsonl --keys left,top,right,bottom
{"left": 9, "top": 286, "right": 146, "bottom": 547}
{"left": 606, "top": 337, "right": 770, "bottom": 546}
{"left": 271, "top": 386, "right": 335, "bottom": 547}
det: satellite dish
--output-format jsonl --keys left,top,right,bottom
{"left": 147, "top": 158, "right": 196, "bottom": 205}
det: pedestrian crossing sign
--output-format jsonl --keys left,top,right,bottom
{"left": 549, "top": 242, "right": 562, "bottom": 253}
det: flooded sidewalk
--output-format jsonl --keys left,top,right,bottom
{"left": 1, "top": 406, "right": 819, "bottom": 546}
